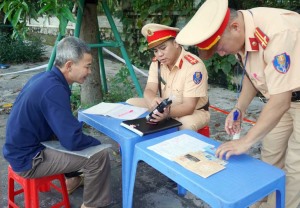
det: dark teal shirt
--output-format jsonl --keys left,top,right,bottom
{"left": 3, "top": 66, "right": 100, "bottom": 172}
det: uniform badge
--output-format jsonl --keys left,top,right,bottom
{"left": 272, "top": 53, "right": 290, "bottom": 74}
{"left": 254, "top": 27, "right": 269, "bottom": 49}
{"left": 193, "top": 72, "right": 202, "bottom": 84}
{"left": 184, "top": 55, "right": 199, "bottom": 65}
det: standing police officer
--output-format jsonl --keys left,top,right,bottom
{"left": 176, "top": 0, "right": 300, "bottom": 207}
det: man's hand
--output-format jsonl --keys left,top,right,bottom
{"left": 225, "top": 108, "right": 243, "bottom": 135}
{"left": 149, "top": 106, "right": 170, "bottom": 122}
{"left": 215, "top": 137, "right": 253, "bottom": 160}
{"left": 150, "top": 97, "right": 164, "bottom": 111}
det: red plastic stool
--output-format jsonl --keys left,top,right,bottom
{"left": 197, "top": 125, "right": 210, "bottom": 137}
{"left": 8, "top": 165, "right": 70, "bottom": 208}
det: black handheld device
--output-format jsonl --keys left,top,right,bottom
{"left": 146, "top": 98, "right": 172, "bottom": 121}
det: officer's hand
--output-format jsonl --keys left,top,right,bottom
{"left": 225, "top": 109, "right": 242, "bottom": 135}
{"left": 150, "top": 97, "right": 163, "bottom": 111}
{"left": 215, "top": 137, "right": 252, "bottom": 160}
{"left": 149, "top": 106, "right": 170, "bottom": 123}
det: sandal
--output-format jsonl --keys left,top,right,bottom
{"left": 66, "top": 175, "right": 84, "bottom": 195}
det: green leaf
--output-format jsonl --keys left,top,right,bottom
{"left": 58, "top": 16, "right": 68, "bottom": 35}
{"left": 0, "top": 2, "right": 5, "bottom": 11}
{"left": 4, "top": 9, "right": 13, "bottom": 23}
{"left": 12, "top": 7, "right": 23, "bottom": 27}
{"left": 59, "top": 7, "right": 75, "bottom": 23}
{"left": 227, "top": 55, "right": 238, "bottom": 65}
{"left": 221, "top": 62, "right": 232, "bottom": 74}
{"left": 161, "top": 17, "right": 172, "bottom": 26}
{"left": 37, "top": 3, "right": 53, "bottom": 15}
{"left": 214, "top": 62, "right": 221, "bottom": 73}
{"left": 21, "top": 1, "right": 29, "bottom": 12}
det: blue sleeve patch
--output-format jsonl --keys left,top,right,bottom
{"left": 272, "top": 53, "right": 290, "bottom": 74}
{"left": 193, "top": 72, "right": 202, "bottom": 84}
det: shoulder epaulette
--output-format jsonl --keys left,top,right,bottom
{"left": 152, "top": 57, "right": 157, "bottom": 62}
{"left": 254, "top": 27, "right": 269, "bottom": 49}
{"left": 184, "top": 54, "right": 199, "bottom": 65}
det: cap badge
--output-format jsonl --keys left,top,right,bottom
{"left": 147, "top": 29, "right": 154, "bottom": 36}
{"left": 272, "top": 53, "right": 290, "bottom": 74}
{"left": 193, "top": 72, "right": 202, "bottom": 84}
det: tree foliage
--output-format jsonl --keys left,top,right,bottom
{"left": 1, "top": 0, "right": 299, "bottom": 90}
{"left": 0, "top": 0, "right": 76, "bottom": 38}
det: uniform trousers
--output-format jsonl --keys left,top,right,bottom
{"left": 17, "top": 148, "right": 112, "bottom": 207}
{"left": 252, "top": 102, "right": 300, "bottom": 208}
{"left": 126, "top": 97, "right": 210, "bottom": 131}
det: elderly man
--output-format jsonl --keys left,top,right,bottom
{"left": 3, "top": 37, "right": 112, "bottom": 208}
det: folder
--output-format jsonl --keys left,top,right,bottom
{"left": 120, "top": 117, "right": 182, "bottom": 136}
{"left": 41, "top": 141, "right": 111, "bottom": 158}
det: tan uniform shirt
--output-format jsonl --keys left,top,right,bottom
{"left": 147, "top": 47, "right": 208, "bottom": 109}
{"left": 240, "top": 8, "right": 300, "bottom": 99}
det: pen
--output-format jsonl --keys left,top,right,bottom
{"left": 233, "top": 109, "right": 239, "bottom": 121}
{"left": 232, "top": 109, "right": 240, "bottom": 140}
{"left": 118, "top": 109, "right": 133, "bottom": 117}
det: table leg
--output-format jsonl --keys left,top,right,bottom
{"left": 275, "top": 176, "right": 285, "bottom": 208}
{"left": 120, "top": 141, "right": 135, "bottom": 208}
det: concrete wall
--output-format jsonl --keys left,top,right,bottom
{"left": 27, "top": 15, "right": 123, "bottom": 38}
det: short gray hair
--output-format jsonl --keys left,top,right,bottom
{"left": 229, "top": 8, "right": 238, "bottom": 22}
{"left": 54, "top": 36, "right": 91, "bottom": 67}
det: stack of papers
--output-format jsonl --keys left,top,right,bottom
{"left": 148, "top": 134, "right": 227, "bottom": 178}
{"left": 82, "top": 102, "right": 148, "bottom": 120}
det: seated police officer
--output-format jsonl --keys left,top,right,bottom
{"left": 127, "top": 23, "right": 210, "bottom": 131}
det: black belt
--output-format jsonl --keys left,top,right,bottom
{"left": 259, "top": 91, "right": 300, "bottom": 103}
{"left": 292, "top": 91, "right": 300, "bottom": 102}
{"left": 197, "top": 100, "right": 210, "bottom": 111}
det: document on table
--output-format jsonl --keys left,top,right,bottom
{"left": 147, "top": 134, "right": 227, "bottom": 178}
{"left": 174, "top": 152, "right": 225, "bottom": 178}
{"left": 147, "top": 134, "right": 215, "bottom": 161}
{"left": 82, "top": 102, "right": 148, "bottom": 120}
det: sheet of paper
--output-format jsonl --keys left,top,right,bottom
{"left": 82, "top": 102, "right": 123, "bottom": 115}
{"left": 108, "top": 105, "right": 148, "bottom": 120}
{"left": 82, "top": 102, "right": 148, "bottom": 120}
{"left": 147, "top": 134, "right": 215, "bottom": 161}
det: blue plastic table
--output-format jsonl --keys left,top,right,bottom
{"left": 127, "top": 129, "right": 286, "bottom": 208}
{"left": 78, "top": 111, "right": 178, "bottom": 208}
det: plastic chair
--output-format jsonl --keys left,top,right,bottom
{"left": 197, "top": 125, "right": 210, "bottom": 137}
{"left": 8, "top": 166, "right": 70, "bottom": 208}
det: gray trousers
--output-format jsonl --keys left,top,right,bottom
{"left": 17, "top": 148, "right": 112, "bottom": 207}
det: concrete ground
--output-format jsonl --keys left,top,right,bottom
{"left": 0, "top": 47, "right": 265, "bottom": 208}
